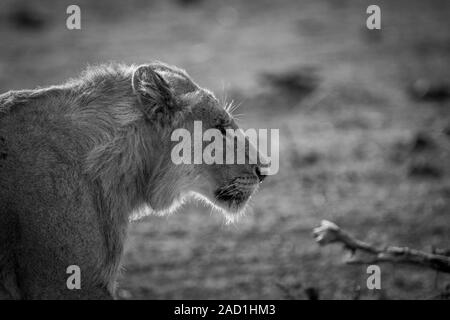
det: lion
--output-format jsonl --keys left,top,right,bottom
{"left": 0, "top": 62, "right": 268, "bottom": 299}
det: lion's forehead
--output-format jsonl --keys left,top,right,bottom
{"left": 192, "top": 92, "right": 226, "bottom": 118}
{"left": 152, "top": 63, "right": 228, "bottom": 123}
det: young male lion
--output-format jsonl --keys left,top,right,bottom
{"left": 0, "top": 62, "right": 268, "bottom": 299}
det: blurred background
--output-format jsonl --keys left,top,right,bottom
{"left": 1, "top": 0, "right": 449, "bottom": 299}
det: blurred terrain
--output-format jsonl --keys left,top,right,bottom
{"left": 1, "top": 0, "right": 449, "bottom": 299}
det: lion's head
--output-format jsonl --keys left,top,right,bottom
{"left": 131, "top": 62, "right": 269, "bottom": 219}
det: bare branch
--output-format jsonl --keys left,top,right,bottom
{"left": 312, "top": 220, "right": 450, "bottom": 273}
{"left": 432, "top": 247, "right": 450, "bottom": 257}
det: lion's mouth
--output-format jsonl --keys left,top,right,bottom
{"left": 214, "top": 182, "right": 257, "bottom": 213}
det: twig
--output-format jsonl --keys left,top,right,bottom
{"left": 312, "top": 220, "right": 450, "bottom": 273}
{"left": 432, "top": 247, "right": 450, "bottom": 257}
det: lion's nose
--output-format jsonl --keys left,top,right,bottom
{"left": 254, "top": 166, "right": 267, "bottom": 183}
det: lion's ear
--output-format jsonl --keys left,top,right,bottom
{"left": 132, "top": 65, "right": 177, "bottom": 120}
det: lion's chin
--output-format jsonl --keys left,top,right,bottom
{"left": 190, "top": 191, "right": 250, "bottom": 223}
{"left": 214, "top": 189, "right": 254, "bottom": 222}
{"left": 214, "top": 199, "right": 249, "bottom": 223}
{"left": 216, "top": 197, "right": 248, "bottom": 213}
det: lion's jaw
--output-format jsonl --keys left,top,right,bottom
{"left": 178, "top": 175, "right": 259, "bottom": 222}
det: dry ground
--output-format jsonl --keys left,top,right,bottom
{"left": 1, "top": 0, "right": 449, "bottom": 299}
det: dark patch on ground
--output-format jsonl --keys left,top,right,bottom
{"left": 410, "top": 132, "right": 436, "bottom": 153}
{"left": 304, "top": 287, "right": 320, "bottom": 300}
{"left": 409, "top": 79, "right": 450, "bottom": 102}
{"left": 408, "top": 162, "right": 442, "bottom": 179}
{"left": 7, "top": 6, "right": 47, "bottom": 31}
{"left": 259, "top": 67, "right": 319, "bottom": 105}
{"left": 290, "top": 151, "right": 321, "bottom": 168}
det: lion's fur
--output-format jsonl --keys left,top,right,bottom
{"left": 0, "top": 62, "right": 262, "bottom": 299}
